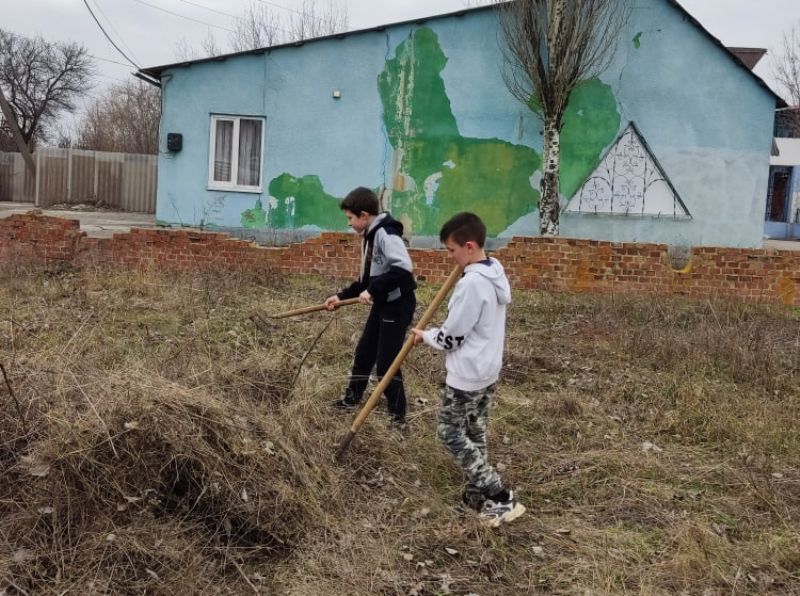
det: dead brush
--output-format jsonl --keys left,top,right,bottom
{"left": 3, "top": 264, "right": 800, "bottom": 595}
{"left": 217, "top": 352, "right": 298, "bottom": 404}
{"left": 617, "top": 296, "right": 800, "bottom": 394}
{"left": 1, "top": 372, "right": 333, "bottom": 594}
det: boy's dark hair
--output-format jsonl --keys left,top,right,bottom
{"left": 341, "top": 187, "right": 380, "bottom": 216}
{"left": 439, "top": 212, "right": 487, "bottom": 247}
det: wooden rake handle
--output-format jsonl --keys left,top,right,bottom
{"left": 336, "top": 265, "right": 463, "bottom": 460}
{"left": 269, "top": 297, "right": 361, "bottom": 319}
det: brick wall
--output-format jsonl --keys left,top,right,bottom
{"left": 1, "top": 212, "right": 798, "bottom": 306}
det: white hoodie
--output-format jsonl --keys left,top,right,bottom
{"left": 422, "top": 257, "right": 512, "bottom": 391}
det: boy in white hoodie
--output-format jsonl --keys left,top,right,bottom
{"left": 412, "top": 212, "right": 525, "bottom": 527}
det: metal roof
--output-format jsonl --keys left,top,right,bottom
{"left": 727, "top": 47, "right": 767, "bottom": 71}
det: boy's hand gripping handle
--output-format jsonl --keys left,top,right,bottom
{"left": 269, "top": 297, "right": 360, "bottom": 319}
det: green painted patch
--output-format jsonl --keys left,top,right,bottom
{"left": 241, "top": 199, "right": 267, "bottom": 228}
{"left": 525, "top": 79, "right": 620, "bottom": 200}
{"left": 633, "top": 32, "right": 643, "bottom": 48}
{"left": 378, "top": 28, "right": 541, "bottom": 236}
{"left": 559, "top": 79, "right": 621, "bottom": 199}
{"left": 241, "top": 174, "right": 346, "bottom": 230}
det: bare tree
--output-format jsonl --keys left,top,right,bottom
{"left": 74, "top": 80, "right": 160, "bottom": 154}
{"left": 175, "top": 1, "right": 349, "bottom": 59}
{"left": 496, "top": 0, "right": 626, "bottom": 235}
{"left": 229, "top": 3, "right": 283, "bottom": 52}
{"left": 773, "top": 25, "right": 800, "bottom": 137}
{"left": 173, "top": 36, "right": 199, "bottom": 61}
{"left": 0, "top": 29, "right": 94, "bottom": 151}
{"left": 174, "top": 30, "right": 224, "bottom": 61}
{"left": 288, "top": 0, "right": 349, "bottom": 41}
{"left": 200, "top": 30, "right": 223, "bottom": 58}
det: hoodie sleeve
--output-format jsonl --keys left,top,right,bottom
{"left": 336, "top": 279, "right": 367, "bottom": 300}
{"left": 366, "top": 230, "right": 414, "bottom": 301}
{"left": 422, "top": 276, "right": 482, "bottom": 351}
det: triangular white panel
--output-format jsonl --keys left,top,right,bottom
{"left": 565, "top": 123, "right": 690, "bottom": 218}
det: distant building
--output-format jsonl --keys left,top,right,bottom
{"left": 766, "top": 137, "right": 800, "bottom": 240}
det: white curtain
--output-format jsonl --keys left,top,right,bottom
{"left": 237, "top": 119, "right": 262, "bottom": 186}
{"left": 213, "top": 120, "right": 233, "bottom": 182}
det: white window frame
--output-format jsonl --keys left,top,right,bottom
{"left": 207, "top": 114, "right": 266, "bottom": 193}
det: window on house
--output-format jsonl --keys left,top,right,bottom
{"left": 208, "top": 115, "right": 265, "bottom": 192}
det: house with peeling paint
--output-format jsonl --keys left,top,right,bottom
{"left": 139, "top": 0, "right": 782, "bottom": 248}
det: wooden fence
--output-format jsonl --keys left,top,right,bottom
{"left": 0, "top": 148, "right": 157, "bottom": 213}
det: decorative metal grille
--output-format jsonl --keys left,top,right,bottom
{"left": 565, "top": 123, "right": 690, "bottom": 218}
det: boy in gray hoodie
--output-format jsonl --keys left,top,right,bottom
{"left": 325, "top": 187, "right": 416, "bottom": 425}
{"left": 412, "top": 212, "right": 525, "bottom": 527}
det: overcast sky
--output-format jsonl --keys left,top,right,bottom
{"left": 3, "top": 0, "right": 800, "bottom": 101}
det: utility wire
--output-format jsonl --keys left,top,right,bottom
{"left": 129, "top": 0, "right": 235, "bottom": 33}
{"left": 173, "top": 0, "right": 240, "bottom": 20}
{"left": 91, "top": 0, "right": 141, "bottom": 65}
{"left": 90, "top": 54, "right": 135, "bottom": 68}
{"left": 181, "top": 0, "right": 296, "bottom": 38}
{"left": 82, "top": 0, "right": 140, "bottom": 68}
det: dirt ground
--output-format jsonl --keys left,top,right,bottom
{"left": 0, "top": 202, "right": 157, "bottom": 238}
{"left": 1, "top": 262, "right": 799, "bottom": 595}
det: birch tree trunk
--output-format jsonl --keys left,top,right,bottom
{"left": 496, "top": 0, "right": 626, "bottom": 237}
{"left": 539, "top": 115, "right": 561, "bottom": 236}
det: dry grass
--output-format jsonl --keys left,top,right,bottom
{"left": 1, "top": 261, "right": 799, "bottom": 595}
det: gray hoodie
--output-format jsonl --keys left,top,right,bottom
{"left": 336, "top": 212, "right": 416, "bottom": 304}
{"left": 422, "top": 257, "right": 512, "bottom": 391}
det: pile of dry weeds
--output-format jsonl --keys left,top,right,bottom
{"left": 0, "top": 263, "right": 360, "bottom": 594}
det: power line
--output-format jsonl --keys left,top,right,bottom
{"left": 90, "top": 54, "right": 135, "bottom": 68}
{"left": 129, "top": 0, "right": 235, "bottom": 33}
{"left": 91, "top": 0, "right": 141, "bottom": 66}
{"left": 173, "top": 0, "right": 240, "bottom": 20}
{"left": 82, "top": 0, "right": 140, "bottom": 69}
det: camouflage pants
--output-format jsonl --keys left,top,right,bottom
{"left": 437, "top": 384, "right": 504, "bottom": 509}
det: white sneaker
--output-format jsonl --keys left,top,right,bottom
{"left": 479, "top": 490, "right": 526, "bottom": 528}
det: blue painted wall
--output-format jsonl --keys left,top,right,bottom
{"left": 153, "top": 0, "right": 776, "bottom": 247}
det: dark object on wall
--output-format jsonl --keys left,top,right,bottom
{"left": 167, "top": 133, "right": 183, "bottom": 152}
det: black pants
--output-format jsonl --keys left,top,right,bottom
{"left": 346, "top": 292, "right": 416, "bottom": 421}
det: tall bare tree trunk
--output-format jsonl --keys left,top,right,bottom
{"left": 539, "top": 115, "right": 561, "bottom": 236}
{"left": 497, "top": 0, "right": 626, "bottom": 237}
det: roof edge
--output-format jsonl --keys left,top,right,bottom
{"left": 138, "top": 3, "right": 497, "bottom": 78}
{"left": 666, "top": 0, "right": 786, "bottom": 107}
{"left": 139, "top": 0, "right": 787, "bottom": 109}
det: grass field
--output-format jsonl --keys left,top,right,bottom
{"left": 1, "top": 262, "right": 799, "bottom": 595}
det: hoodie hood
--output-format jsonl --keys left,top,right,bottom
{"left": 465, "top": 257, "right": 512, "bottom": 305}
{"left": 366, "top": 212, "right": 404, "bottom": 239}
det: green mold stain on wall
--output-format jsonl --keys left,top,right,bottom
{"left": 241, "top": 199, "right": 267, "bottom": 228}
{"left": 633, "top": 32, "right": 643, "bottom": 48}
{"left": 558, "top": 79, "right": 621, "bottom": 199}
{"left": 379, "top": 28, "right": 541, "bottom": 236}
{"left": 526, "top": 79, "right": 621, "bottom": 201}
{"left": 241, "top": 174, "right": 346, "bottom": 230}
